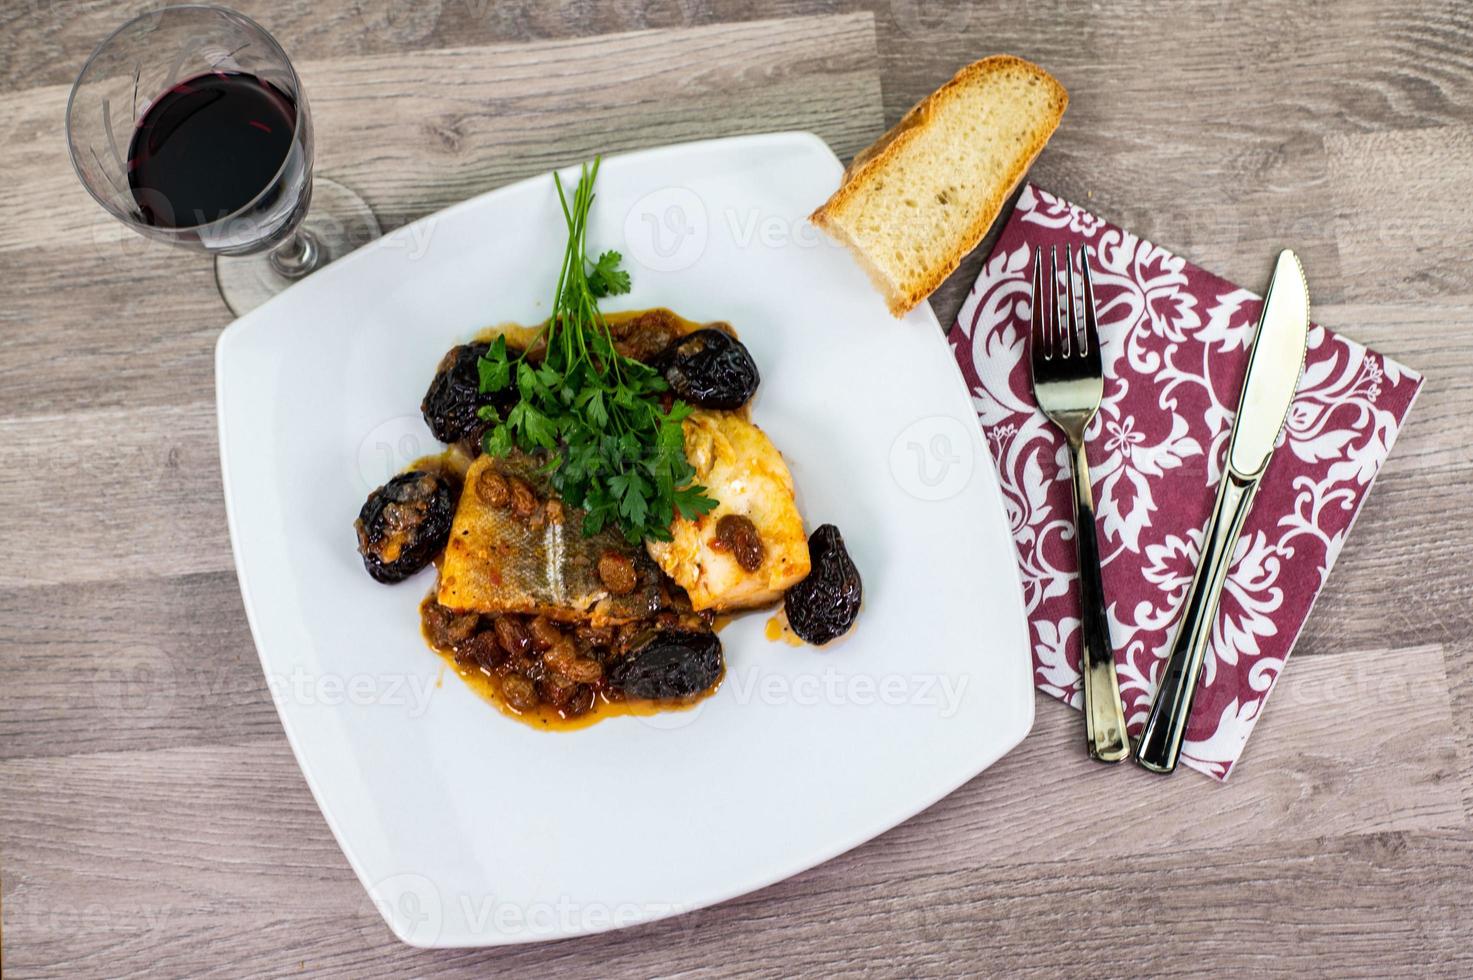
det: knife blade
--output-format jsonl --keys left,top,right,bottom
{"left": 1135, "top": 249, "right": 1309, "bottom": 773}
{"left": 1227, "top": 251, "right": 1311, "bottom": 476}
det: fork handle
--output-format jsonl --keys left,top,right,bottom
{"left": 1066, "top": 439, "right": 1131, "bottom": 763}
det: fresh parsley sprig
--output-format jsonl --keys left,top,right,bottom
{"left": 476, "top": 158, "right": 716, "bottom": 543}
{"left": 587, "top": 249, "right": 631, "bottom": 297}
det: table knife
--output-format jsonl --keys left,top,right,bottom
{"left": 1135, "top": 249, "right": 1310, "bottom": 774}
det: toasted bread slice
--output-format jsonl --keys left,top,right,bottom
{"left": 810, "top": 55, "right": 1067, "bottom": 316}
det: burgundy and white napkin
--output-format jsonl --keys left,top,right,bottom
{"left": 949, "top": 184, "right": 1423, "bottom": 779}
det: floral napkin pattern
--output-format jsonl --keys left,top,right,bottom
{"left": 948, "top": 184, "right": 1423, "bottom": 779}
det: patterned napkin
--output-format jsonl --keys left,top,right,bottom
{"left": 948, "top": 185, "right": 1423, "bottom": 779}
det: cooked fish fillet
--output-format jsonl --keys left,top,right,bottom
{"left": 438, "top": 452, "right": 663, "bottom": 625}
{"left": 646, "top": 410, "right": 810, "bottom": 611}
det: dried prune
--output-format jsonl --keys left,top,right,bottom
{"left": 608, "top": 630, "right": 723, "bottom": 699}
{"left": 421, "top": 341, "right": 520, "bottom": 445}
{"left": 655, "top": 328, "right": 760, "bottom": 410}
{"left": 784, "top": 524, "right": 861, "bottom": 645}
{"left": 355, "top": 471, "right": 457, "bottom": 583}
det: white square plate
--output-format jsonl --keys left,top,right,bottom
{"left": 216, "top": 132, "right": 1032, "bottom": 947}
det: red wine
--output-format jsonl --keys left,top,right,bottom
{"left": 128, "top": 71, "right": 297, "bottom": 229}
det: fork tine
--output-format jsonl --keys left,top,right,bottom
{"left": 1066, "top": 243, "right": 1080, "bottom": 358}
{"left": 1080, "top": 245, "right": 1100, "bottom": 359}
{"left": 1031, "top": 246, "right": 1048, "bottom": 361}
{"left": 1051, "top": 246, "right": 1068, "bottom": 358}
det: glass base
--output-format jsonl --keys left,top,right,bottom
{"left": 214, "top": 175, "right": 380, "bottom": 316}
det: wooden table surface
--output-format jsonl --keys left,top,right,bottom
{"left": 3, "top": 1, "right": 1470, "bottom": 975}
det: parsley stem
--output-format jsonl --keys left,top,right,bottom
{"left": 479, "top": 157, "right": 716, "bottom": 542}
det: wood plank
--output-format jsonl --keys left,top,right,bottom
{"left": 7, "top": 828, "right": 1473, "bottom": 978}
{"left": 0, "top": 0, "right": 838, "bottom": 90}
{"left": 4, "top": 1, "right": 1473, "bottom": 974}
{"left": 2, "top": 485, "right": 1461, "bottom": 826}
{"left": 1281, "top": 295, "right": 1471, "bottom": 652}
{"left": 1296, "top": 464, "right": 1473, "bottom": 655}
{"left": 911, "top": 4, "right": 1473, "bottom": 325}
{"left": 3, "top": 765, "right": 1470, "bottom": 977}
{"left": 0, "top": 403, "right": 232, "bottom": 589}
{"left": 0, "top": 14, "right": 883, "bottom": 419}
{"left": 852, "top": 642, "right": 1464, "bottom": 872}
{"left": 1441, "top": 637, "right": 1473, "bottom": 820}
{"left": 0, "top": 642, "right": 1457, "bottom": 944}
{"left": 0, "top": 15, "right": 882, "bottom": 258}
{"left": 14, "top": 825, "right": 1473, "bottom": 980}
{"left": 1326, "top": 124, "right": 1473, "bottom": 302}
{"left": 0, "top": 247, "right": 226, "bottom": 417}
{"left": 1, "top": 304, "right": 1457, "bottom": 629}
{"left": 0, "top": 572, "right": 277, "bottom": 760}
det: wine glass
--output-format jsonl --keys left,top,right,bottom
{"left": 66, "top": 4, "right": 380, "bottom": 316}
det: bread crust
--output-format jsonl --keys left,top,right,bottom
{"left": 810, "top": 55, "right": 1068, "bottom": 316}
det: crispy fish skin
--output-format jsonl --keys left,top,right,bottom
{"left": 437, "top": 452, "right": 663, "bottom": 625}
{"left": 646, "top": 410, "right": 811, "bottom": 611}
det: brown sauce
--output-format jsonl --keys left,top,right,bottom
{"left": 419, "top": 594, "right": 721, "bottom": 730}
{"left": 765, "top": 610, "right": 804, "bottom": 647}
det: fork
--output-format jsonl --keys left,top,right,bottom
{"left": 1029, "top": 244, "right": 1131, "bottom": 763}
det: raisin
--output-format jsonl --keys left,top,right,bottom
{"left": 508, "top": 477, "right": 538, "bottom": 519}
{"left": 537, "top": 671, "right": 579, "bottom": 708}
{"left": 475, "top": 468, "right": 510, "bottom": 508}
{"left": 611, "top": 308, "right": 682, "bottom": 360}
{"left": 597, "top": 550, "right": 638, "bottom": 595}
{"left": 501, "top": 674, "right": 539, "bottom": 713}
{"left": 528, "top": 616, "right": 562, "bottom": 652}
{"left": 545, "top": 679, "right": 595, "bottom": 718}
{"left": 547, "top": 639, "right": 604, "bottom": 684}
{"left": 714, "top": 514, "right": 764, "bottom": 572}
{"left": 576, "top": 624, "right": 615, "bottom": 648}
{"left": 543, "top": 638, "right": 578, "bottom": 676}
{"left": 459, "top": 631, "right": 507, "bottom": 671}
{"left": 422, "top": 600, "right": 479, "bottom": 648}
{"left": 494, "top": 617, "right": 533, "bottom": 658}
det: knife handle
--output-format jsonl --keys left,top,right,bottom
{"left": 1066, "top": 439, "right": 1131, "bottom": 763}
{"left": 1135, "top": 471, "right": 1259, "bottom": 773}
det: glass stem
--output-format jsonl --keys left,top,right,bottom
{"left": 268, "top": 228, "right": 321, "bottom": 280}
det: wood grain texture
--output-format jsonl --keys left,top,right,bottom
{"left": 0, "top": 647, "right": 1463, "bottom": 976}
{"left": 0, "top": 13, "right": 882, "bottom": 419}
{"left": 4, "top": 1, "right": 1473, "bottom": 976}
